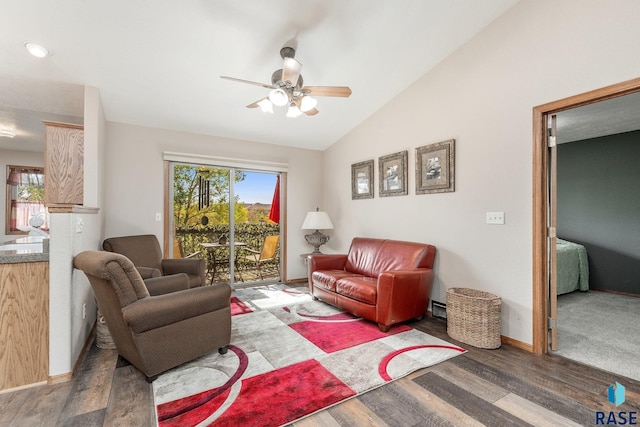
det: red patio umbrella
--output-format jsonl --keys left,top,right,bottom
{"left": 268, "top": 175, "right": 280, "bottom": 224}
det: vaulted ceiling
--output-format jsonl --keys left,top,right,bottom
{"left": 0, "top": 0, "right": 519, "bottom": 152}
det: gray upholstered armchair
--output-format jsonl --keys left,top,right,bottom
{"left": 74, "top": 250, "right": 231, "bottom": 381}
{"left": 102, "top": 234, "right": 205, "bottom": 288}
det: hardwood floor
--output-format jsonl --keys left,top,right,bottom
{"left": 1, "top": 318, "right": 638, "bottom": 426}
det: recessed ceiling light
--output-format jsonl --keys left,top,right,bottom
{"left": 24, "top": 42, "right": 50, "bottom": 58}
{"left": 0, "top": 129, "right": 16, "bottom": 138}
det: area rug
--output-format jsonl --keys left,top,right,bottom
{"left": 230, "top": 296, "right": 253, "bottom": 316}
{"left": 153, "top": 287, "right": 466, "bottom": 427}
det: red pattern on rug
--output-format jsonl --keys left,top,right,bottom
{"left": 288, "top": 315, "right": 412, "bottom": 353}
{"left": 155, "top": 291, "right": 466, "bottom": 427}
{"left": 159, "top": 359, "right": 355, "bottom": 427}
{"left": 378, "top": 344, "right": 466, "bottom": 381}
{"left": 230, "top": 296, "right": 253, "bottom": 316}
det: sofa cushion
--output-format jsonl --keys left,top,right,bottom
{"left": 344, "top": 237, "right": 385, "bottom": 277}
{"left": 370, "top": 239, "right": 435, "bottom": 276}
{"left": 336, "top": 276, "right": 377, "bottom": 305}
{"left": 312, "top": 270, "right": 358, "bottom": 292}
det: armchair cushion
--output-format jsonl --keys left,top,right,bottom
{"left": 144, "top": 273, "right": 190, "bottom": 296}
{"left": 137, "top": 266, "right": 162, "bottom": 279}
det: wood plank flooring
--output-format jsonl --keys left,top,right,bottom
{"left": 1, "top": 317, "right": 638, "bottom": 426}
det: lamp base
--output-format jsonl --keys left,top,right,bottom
{"left": 305, "top": 230, "right": 330, "bottom": 254}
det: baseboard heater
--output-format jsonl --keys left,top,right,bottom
{"left": 431, "top": 300, "right": 447, "bottom": 320}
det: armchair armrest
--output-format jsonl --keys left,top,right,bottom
{"left": 144, "top": 273, "right": 190, "bottom": 296}
{"left": 376, "top": 268, "right": 434, "bottom": 325}
{"left": 162, "top": 258, "right": 205, "bottom": 277}
{"left": 123, "top": 284, "right": 232, "bottom": 334}
{"left": 137, "top": 266, "right": 162, "bottom": 279}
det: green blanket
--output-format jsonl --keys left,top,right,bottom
{"left": 556, "top": 238, "right": 589, "bottom": 295}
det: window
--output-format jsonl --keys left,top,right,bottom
{"left": 5, "top": 165, "right": 49, "bottom": 235}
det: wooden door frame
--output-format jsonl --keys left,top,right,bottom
{"left": 532, "top": 77, "right": 640, "bottom": 354}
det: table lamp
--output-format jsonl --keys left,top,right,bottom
{"left": 301, "top": 208, "right": 334, "bottom": 254}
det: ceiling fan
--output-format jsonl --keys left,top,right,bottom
{"left": 220, "top": 46, "right": 352, "bottom": 117}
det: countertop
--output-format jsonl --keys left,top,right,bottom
{"left": 0, "top": 236, "right": 50, "bottom": 264}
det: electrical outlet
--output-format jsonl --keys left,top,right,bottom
{"left": 82, "top": 303, "right": 87, "bottom": 320}
{"left": 486, "top": 211, "right": 505, "bottom": 225}
{"left": 75, "top": 217, "right": 84, "bottom": 233}
{"left": 155, "top": 213, "right": 162, "bottom": 221}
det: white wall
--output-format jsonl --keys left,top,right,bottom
{"left": 49, "top": 86, "right": 106, "bottom": 377}
{"left": 322, "top": 0, "right": 640, "bottom": 345}
{"left": 0, "top": 149, "right": 44, "bottom": 242}
{"left": 103, "top": 122, "right": 324, "bottom": 280}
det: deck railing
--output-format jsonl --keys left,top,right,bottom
{"left": 176, "top": 223, "right": 280, "bottom": 282}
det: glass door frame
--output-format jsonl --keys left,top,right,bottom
{"left": 165, "top": 157, "right": 285, "bottom": 289}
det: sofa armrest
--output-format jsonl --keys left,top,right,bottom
{"left": 376, "top": 269, "right": 434, "bottom": 325}
{"left": 144, "top": 273, "right": 190, "bottom": 296}
{"left": 137, "top": 266, "right": 162, "bottom": 279}
{"left": 123, "top": 284, "right": 231, "bottom": 334}
{"left": 307, "top": 254, "right": 348, "bottom": 289}
{"left": 162, "top": 258, "right": 205, "bottom": 278}
{"left": 308, "top": 254, "right": 348, "bottom": 271}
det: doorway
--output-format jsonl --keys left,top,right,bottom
{"left": 532, "top": 76, "right": 640, "bottom": 354}
{"left": 167, "top": 162, "right": 283, "bottom": 288}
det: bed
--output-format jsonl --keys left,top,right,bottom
{"left": 556, "top": 238, "right": 589, "bottom": 295}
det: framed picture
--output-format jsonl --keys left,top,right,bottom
{"left": 351, "top": 159, "right": 374, "bottom": 199}
{"left": 415, "top": 139, "right": 455, "bottom": 194}
{"left": 378, "top": 151, "right": 408, "bottom": 197}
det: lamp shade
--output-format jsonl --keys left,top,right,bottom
{"left": 301, "top": 211, "right": 334, "bottom": 230}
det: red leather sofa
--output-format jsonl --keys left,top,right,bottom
{"left": 307, "top": 237, "right": 437, "bottom": 331}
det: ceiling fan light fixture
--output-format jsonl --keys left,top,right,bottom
{"left": 300, "top": 96, "right": 318, "bottom": 113}
{"left": 257, "top": 98, "right": 273, "bottom": 114}
{"left": 286, "top": 103, "right": 303, "bottom": 118}
{"left": 269, "top": 88, "right": 289, "bottom": 107}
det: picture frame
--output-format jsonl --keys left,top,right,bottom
{"left": 351, "top": 159, "right": 374, "bottom": 199}
{"left": 415, "top": 139, "right": 455, "bottom": 194}
{"left": 378, "top": 151, "right": 408, "bottom": 197}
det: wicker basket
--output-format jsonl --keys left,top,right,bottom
{"left": 446, "top": 287, "right": 501, "bottom": 349}
{"left": 96, "top": 310, "right": 116, "bottom": 350}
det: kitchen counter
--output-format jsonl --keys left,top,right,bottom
{"left": 0, "top": 236, "right": 50, "bottom": 264}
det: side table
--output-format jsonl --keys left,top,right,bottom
{"left": 300, "top": 253, "right": 314, "bottom": 265}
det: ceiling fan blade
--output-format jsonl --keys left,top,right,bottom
{"left": 246, "top": 98, "right": 267, "bottom": 108}
{"left": 282, "top": 57, "right": 302, "bottom": 87}
{"left": 220, "top": 76, "right": 273, "bottom": 89}
{"left": 304, "top": 107, "right": 319, "bottom": 116}
{"left": 303, "top": 86, "right": 352, "bottom": 97}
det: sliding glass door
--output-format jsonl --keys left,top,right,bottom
{"left": 169, "top": 162, "right": 281, "bottom": 287}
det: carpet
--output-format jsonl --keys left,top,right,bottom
{"left": 153, "top": 286, "right": 466, "bottom": 427}
{"left": 556, "top": 290, "right": 640, "bottom": 381}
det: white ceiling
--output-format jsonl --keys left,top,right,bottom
{"left": 0, "top": 0, "right": 519, "bottom": 153}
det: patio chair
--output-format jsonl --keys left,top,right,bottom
{"left": 241, "top": 235, "right": 279, "bottom": 281}
{"left": 73, "top": 250, "right": 231, "bottom": 381}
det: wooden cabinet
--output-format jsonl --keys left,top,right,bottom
{"left": 0, "top": 261, "right": 49, "bottom": 390}
{"left": 44, "top": 121, "right": 84, "bottom": 206}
